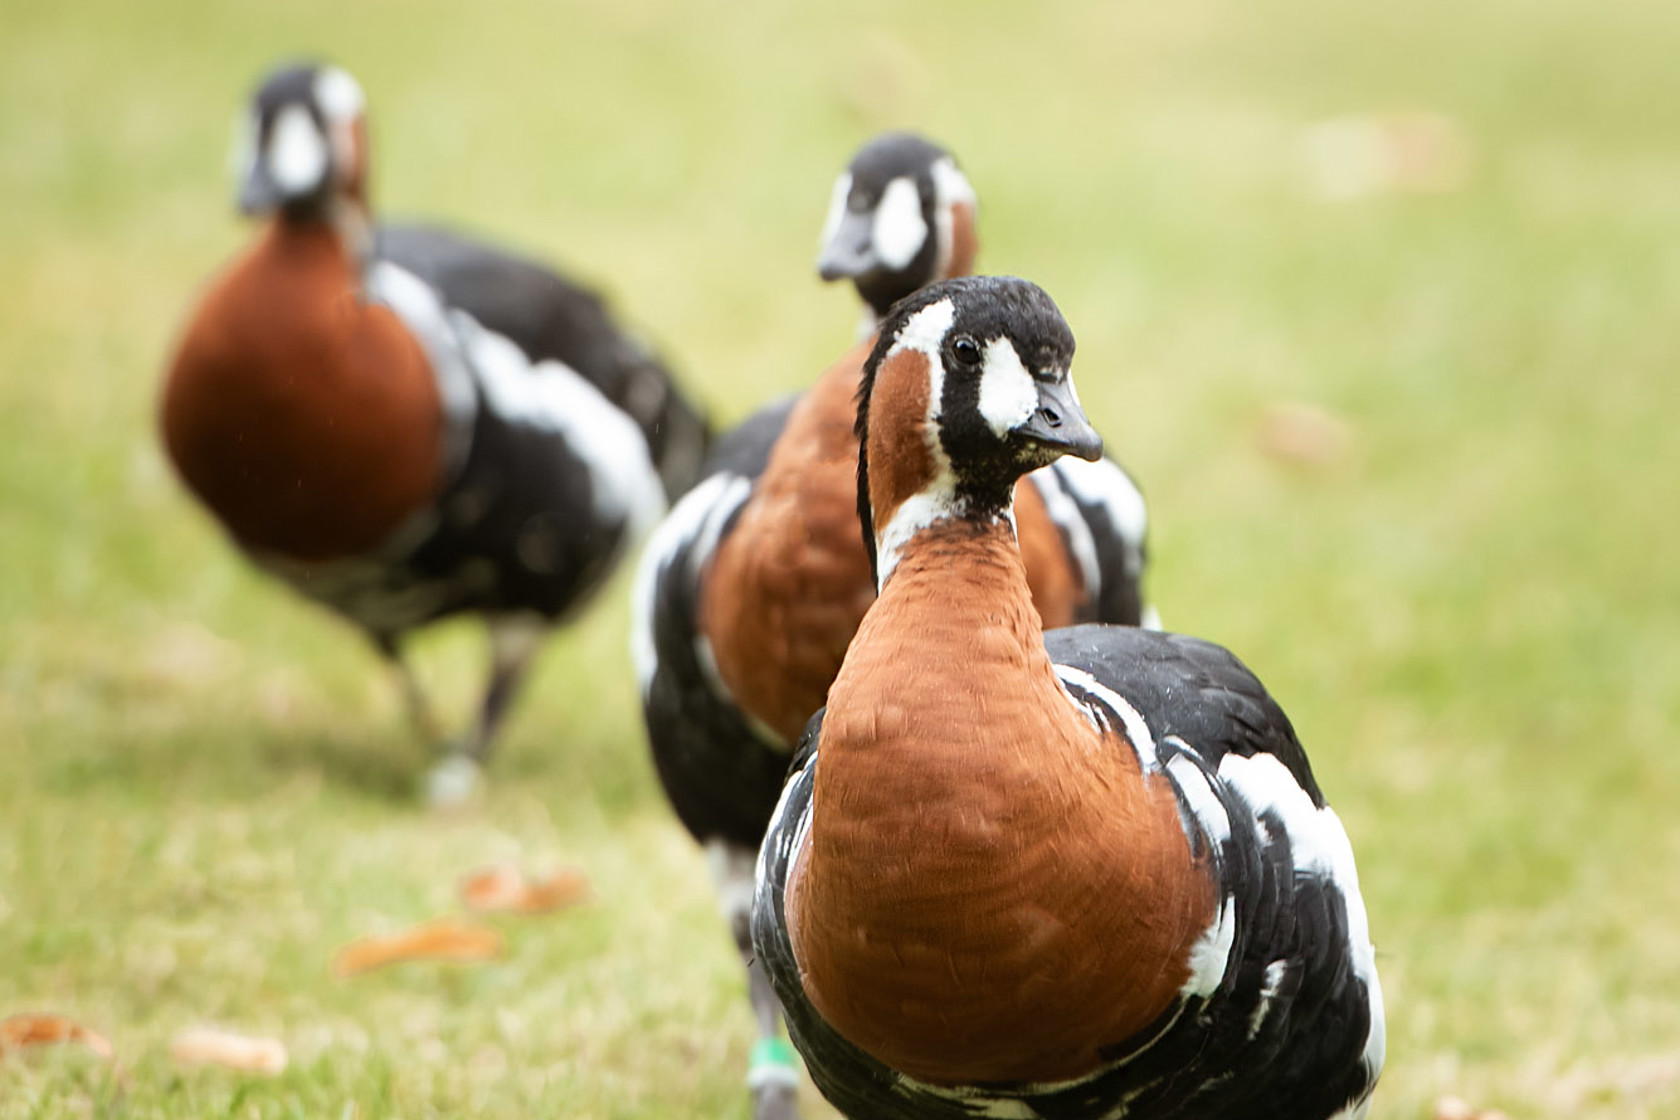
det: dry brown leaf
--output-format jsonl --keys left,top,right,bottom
{"left": 1299, "top": 111, "right": 1474, "bottom": 200}
{"left": 0, "top": 1013, "right": 115, "bottom": 1060}
{"left": 1434, "top": 1097, "right": 1509, "bottom": 1120}
{"left": 459, "top": 865, "right": 590, "bottom": 915}
{"left": 332, "top": 918, "right": 503, "bottom": 978}
{"left": 170, "top": 1026, "right": 288, "bottom": 1075}
{"left": 1256, "top": 402, "right": 1354, "bottom": 468}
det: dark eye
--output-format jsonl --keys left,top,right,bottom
{"left": 951, "top": 335, "right": 982, "bottom": 367}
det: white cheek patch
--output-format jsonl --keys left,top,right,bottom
{"left": 267, "top": 104, "right": 330, "bottom": 195}
{"left": 817, "top": 172, "right": 852, "bottom": 250}
{"left": 872, "top": 176, "right": 928, "bottom": 269}
{"left": 976, "top": 337, "right": 1039, "bottom": 436}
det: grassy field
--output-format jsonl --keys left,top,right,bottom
{"left": 3, "top": 0, "right": 1678, "bottom": 1116}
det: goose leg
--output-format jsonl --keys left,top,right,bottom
{"left": 374, "top": 633, "right": 446, "bottom": 746}
{"left": 424, "top": 614, "right": 546, "bottom": 807}
{"left": 709, "top": 840, "right": 802, "bottom": 1120}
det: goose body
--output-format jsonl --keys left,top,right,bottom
{"left": 162, "top": 63, "right": 705, "bottom": 800}
{"left": 750, "top": 277, "right": 1383, "bottom": 1120}
{"left": 632, "top": 135, "right": 1152, "bottom": 1117}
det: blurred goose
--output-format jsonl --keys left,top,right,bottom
{"left": 633, "top": 134, "right": 1151, "bottom": 1118}
{"left": 161, "top": 61, "right": 706, "bottom": 803}
{"left": 752, "top": 275, "right": 1384, "bottom": 1120}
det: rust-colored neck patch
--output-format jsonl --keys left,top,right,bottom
{"left": 787, "top": 517, "right": 1214, "bottom": 1087}
{"left": 864, "top": 348, "right": 940, "bottom": 534}
{"left": 944, "top": 200, "right": 978, "bottom": 282}
{"left": 160, "top": 220, "right": 443, "bottom": 562}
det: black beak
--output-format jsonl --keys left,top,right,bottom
{"left": 816, "top": 208, "right": 880, "bottom": 281}
{"left": 1016, "top": 375, "right": 1103, "bottom": 462}
{"left": 237, "top": 160, "right": 284, "bottom": 217}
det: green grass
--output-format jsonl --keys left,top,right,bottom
{"left": 3, "top": 0, "right": 1679, "bottom": 1116}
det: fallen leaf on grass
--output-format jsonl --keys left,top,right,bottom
{"left": 1434, "top": 1096, "right": 1509, "bottom": 1120}
{"left": 171, "top": 1026, "right": 288, "bottom": 1075}
{"left": 0, "top": 1014, "right": 115, "bottom": 1060}
{"left": 333, "top": 918, "right": 503, "bottom": 978}
{"left": 459, "top": 865, "right": 590, "bottom": 915}
{"left": 1256, "top": 402, "right": 1354, "bottom": 468}
{"left": 1298, "top": 111, "right": 1474, "bottom": 200}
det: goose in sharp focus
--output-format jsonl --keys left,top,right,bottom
{"left": 752, "top": 275, "right": 1384, "bottom": 1120}
{"left": 161, "top": 62, "right": 706, "bottom": 803}
{"left": 632, "top": 134, "right": 1154, "bottom": 1118}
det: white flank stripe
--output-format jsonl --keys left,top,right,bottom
{"left": 1051, "top": 664, "right": 1160, "bottom": 772}
{"left": 457, "top": 314, "right": 667, "bottom": 544}
{"left": 1051, "top": 455, "right": 1149, "bottom": 565}
{"left": 628, "top": 472, "right": 750, "bottom": 693}
{"left": 1181, "top": 896, "right": 1236, "bottom": 998}
{"left": 1219, "top": 751, "right": 1386, "bottom": 1090}
{"left": 1027, "top": 466, "right": 1101, "bottom": 597}
{"left": 1165, "top": 748, "right": 1232, "bottom": 847}
{"left": 1249, "top": 959, "right": 1290, "bottom": 1039}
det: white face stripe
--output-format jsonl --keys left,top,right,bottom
{"left": 817, "top": 171, "right": 852, "bottom": 250}
{"left": 267, "top": 104, "right": 330, "bottom": 194}
{"left": 872, "top": 175, "right": 928, "bottom": 269}
{"left": 887, "top": 297, "right": 954, "bottom": 361}
{"left": 930, "top": 157, "right": 977, "bottom": 282}
{"left": 313, "top": 67, "right": 366, "bottom": 124}
{"left": 873, "top": 297, "right": 960, "bottom": 588}
{"left": 976, "top": 337, "right": 1039, "bottom": 437}
{"left": 930, "top": 156, "right": 977, "bottom": 210}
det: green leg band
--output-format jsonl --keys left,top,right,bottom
{"left": 747, "top": 1037, "right": 801, "bottom": 1090}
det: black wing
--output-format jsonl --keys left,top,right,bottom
{"left": 376, "top": 220, "right": 711, "bottom": 500}
{"left": 1046, "top": 624, "right": 1323, "bottom": 805}
{"left": 634, "top": 395, "right": 802, "bottom": 850}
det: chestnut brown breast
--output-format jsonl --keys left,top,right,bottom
{"left": 161, "top": 221, "right": 444, "bottom": 563}
{"left": 701, "top": 343, "right": 878, "bottom": 744}
{"left": 787, "top": 521, "right": 1214, "bottom": 1087}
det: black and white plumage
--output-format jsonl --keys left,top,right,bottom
{"left": 756, "top": 628, "right": 1385, "bottom": 1120}
{"left": 630, "top": 137, "right": 1157, "bottom": 1120}
{"left": 164, "top": 62, "right": 707, "bottom": 803}
{"left": 749, "top": 276, "right": 1383, "bottom": 1120}
{"left": 375, "top": 221, "right": 709, "bottom": 502}
{"left": 816, "top": 131, "right": 1156, "bottom": 628}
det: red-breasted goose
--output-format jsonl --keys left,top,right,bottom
{"left": 632, "top": 135, "right": 1154, "bottom": 1118}
{"left": 751, "top": 276, "right": 1384, "bottom": 1120}
{"left": 161, "top": 62, "right": 707, "bottom": 803}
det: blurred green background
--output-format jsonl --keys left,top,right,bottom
{"left": 2, "top": 0, "right": 1678, "bottom": 1116}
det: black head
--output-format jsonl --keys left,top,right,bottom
{"left": 855, "top": 276, "right": 1101, "bottom": 580}
{"left": 232, "top": 62, "right": 368, "bottom": 219}
{"left": 817, "top": 132, "right": 979, "bottom": 321}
